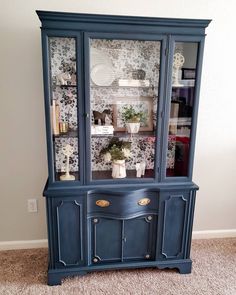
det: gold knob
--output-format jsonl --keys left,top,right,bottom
{"left": 138, "top": 198, "right": 151, "bottom": 206}
{"left": 93, "top": 258, "right": 98, "bottom": 263}
{"left": 96, "top": 200, "right": 110, "bottom": 207}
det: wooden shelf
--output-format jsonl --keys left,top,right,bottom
{"left": 55, "top": 171, "right": 79, "bottom": 181}
{"left": 52, "top": 84, "right": 77, "bottom": 88}
{"left": 91, "top": 131, "right": 156, "bottom": 138}
{"left": 172, "top": 85, "right": 195, "bottom": 89}
{"left": 92, "top": 169, "right": 154, "bottom": 180}
{"left": 53, "top": 130, "right": 78, "bottom": 139}
{"left": 91, "top": 80, "right": 157, "bottom": 89}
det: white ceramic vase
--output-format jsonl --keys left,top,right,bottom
{"left": 112, "top": 159, "right": 126, "bottom": 178}
{"left": 126, "top": 122, "right": 140, "bottom": 134}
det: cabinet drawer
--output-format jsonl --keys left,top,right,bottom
{"left": 88, "top": 191, "right": 158, "bottom": 217}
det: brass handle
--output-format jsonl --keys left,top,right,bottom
{"left": 138, "top": 198, "right": 151, "bottom": 206}
{"left": 96, "top": 200, "right": 110, "bottom": 208}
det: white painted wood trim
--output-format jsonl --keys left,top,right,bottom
{"left": 192, "top": 229, "right": 236, "bottom": 239}
{"left": 0, "top": 239, "right": 48, "bottom": 250}
{"left": 0, "top": 230, "right": 236, "bottom": 250}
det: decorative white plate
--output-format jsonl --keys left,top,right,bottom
{"left": 91, "top": 63, "right": 115, "bottom": 86}
{"left": 90, "top": 48, "right": 112, "bottom": 69}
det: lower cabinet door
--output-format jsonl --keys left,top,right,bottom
{"left": 90, "top": 214, "right": 157, "bottom": 264}
{"left": 123, "top": 215, "right": 157, "bottom": 261}
{"left": 91, "top": 217, "right": 122, "bottom": 264}
{"left": 52, "top": 196, "right": 85, "bottom": 268}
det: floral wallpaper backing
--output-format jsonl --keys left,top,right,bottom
{"left": 49, "top": 37, "right": 78, "bottom": 172}
{"left": 49, "top": 37, "right": 175, "bottom": 174}
{"left": 90, "top": 39, "right": 159, "bottom": 171}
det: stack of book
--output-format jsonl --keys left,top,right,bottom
{"left": 91, "top": 125, "right": 114, "bottom": 135}
{"left": 118, "top": 79, "right": 150, "bottom": 87}
{"left": 51, "top": 100, "right": 60, "bottom": 135}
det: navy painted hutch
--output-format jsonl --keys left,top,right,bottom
{"left": 37, "top": 10, "right": 210, "bottom": 285}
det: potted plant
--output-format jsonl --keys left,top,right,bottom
{"left": 122, "top": 105, "right": 146, "bottom": 134}
{"left": 101, "top": 137, "right": 131, "bottom": 178}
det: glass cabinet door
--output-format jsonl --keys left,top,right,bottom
{"left": 166, "top": 42, "right": 199, "bottom": 177}
{"left": 48, "top": 37, "right": 79, "bottom": 181}
{"left": 88, "top": 38, "right": 161, "bottom": 180}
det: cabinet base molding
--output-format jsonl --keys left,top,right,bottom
{"left": 48, "top": 259, "right": 192, "bottom": 286}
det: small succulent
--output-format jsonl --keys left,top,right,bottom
{"left": 122, "top": 106, "right": 146, "bottom": 123}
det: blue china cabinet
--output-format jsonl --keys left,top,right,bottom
{"left": 37, "top": 10, "right": 210, "bottom": 285}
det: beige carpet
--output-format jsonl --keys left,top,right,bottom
{"left": 0, "top": 238, "right": 235, "bottom": 295}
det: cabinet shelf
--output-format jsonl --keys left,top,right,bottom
{"left": 55, "top": 171, "right": 79, "bottom": 181}
{"left": 172, "top": 85, "right": 194, "bottom": 88}
{"left": 92, "top": 169, "right": 154, "bottom": 180}
{"left": 53, "top": 130, "right": 156, "bottom": 139}
{"left": 53, "top": 84, "right": 77, "bottom": 88}
{"left": 91, "top": 130, "right": 156, "bottom": 138}
{"left": 53, "top": 130, "right": 78, "bottom": 139}
{"left": 91, "top": 80, "right": 157, "bottom": 89}
{"left": 169, "top": 117, "right": 192, "bottom": 126}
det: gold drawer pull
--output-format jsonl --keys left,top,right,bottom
{"left": 138, "top": 198, "right": 151, "bottom": 206}
{"left": 96, "top": 200, "right": 110, "bottom": 208}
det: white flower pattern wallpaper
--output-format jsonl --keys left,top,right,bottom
{"left": 49, "top": 37, "right": 175, "bottom": 175}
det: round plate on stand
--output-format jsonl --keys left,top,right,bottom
{"left": 90, "top": 48, "right": 115, "bottom": 86}
{"left": 91, "top": 63, "right": 115, "bottom": 86}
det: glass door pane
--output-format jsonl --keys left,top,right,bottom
{"left": 89, "top": 38, "right": 161, "bottom": 180}
{"left": 48, "top": 37, "right": 79, "bottom": 181}
{"left": 166, "top": 42, "right": 198, "bottom": 177}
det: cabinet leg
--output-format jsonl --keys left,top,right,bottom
{"left": 177, "top": 261, "right": 192, "bottom": 274}
{"left": 48, "top": 273, "right": 63, "bottom": 286}
{"left": 157, "top": 260, "right": 192, "bottom": 274}
{"left": 47, "top": 271, "right": 88, "bottom": 285}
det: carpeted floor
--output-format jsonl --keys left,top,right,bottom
{"left": 0, "top": 238, "right": 235, "bottom": 295}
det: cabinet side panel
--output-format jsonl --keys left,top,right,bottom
{"left": 161, "top": 194, "right": 188, "bottom": 258}
{"left": 56, "top": 200, "right": 83, "bottom": 266}
{"left": 46, "top": 197, "right": 54, "bottom": 268}
{"left": 185, "top": 190, "right": 196, "bottom": 258}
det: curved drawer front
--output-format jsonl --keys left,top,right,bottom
{"left": 88, "top": 191, "right": 158, "bottom": 217}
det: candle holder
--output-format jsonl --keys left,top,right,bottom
{"left": 60, "top": 144, "right": 75, "bottom": 181}
{"left": 59, "top": 122, "right": 69, "bottom": 133}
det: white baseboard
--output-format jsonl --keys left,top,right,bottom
{"left": 0, "top": 230, "right": 236, "bottom": 250}
{"left": 192, "top": 229, "right": 236, "bottom": 239}
{"left": 0, "top": 239, "right": 48, "bottom": 251}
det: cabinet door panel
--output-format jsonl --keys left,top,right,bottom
{"left": 91, "top": 214, "right": 157, "bottom": 264}
{"left": 165, "top": 39, "right": 202, "bottom": 178}
{"left": 159, "top": 193, "right": 189, "bottom": 259}
{"left": 91, "top": 218, "right": 122, "bottom": 263}
{"left": 48, "top": 37, "right": 80, "bottom": 182}
{"left": 85, "top": 35, "right": 165, "bottom": 183}
{"left": 54, "top": 198, "right": 84, "bottom": 267}
{"left": 124, "top": 215, "right": 156, "bottom": 261}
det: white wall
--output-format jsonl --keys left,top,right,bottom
{"left": 0, "top": 0, "right": 235, "bottom": 243}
